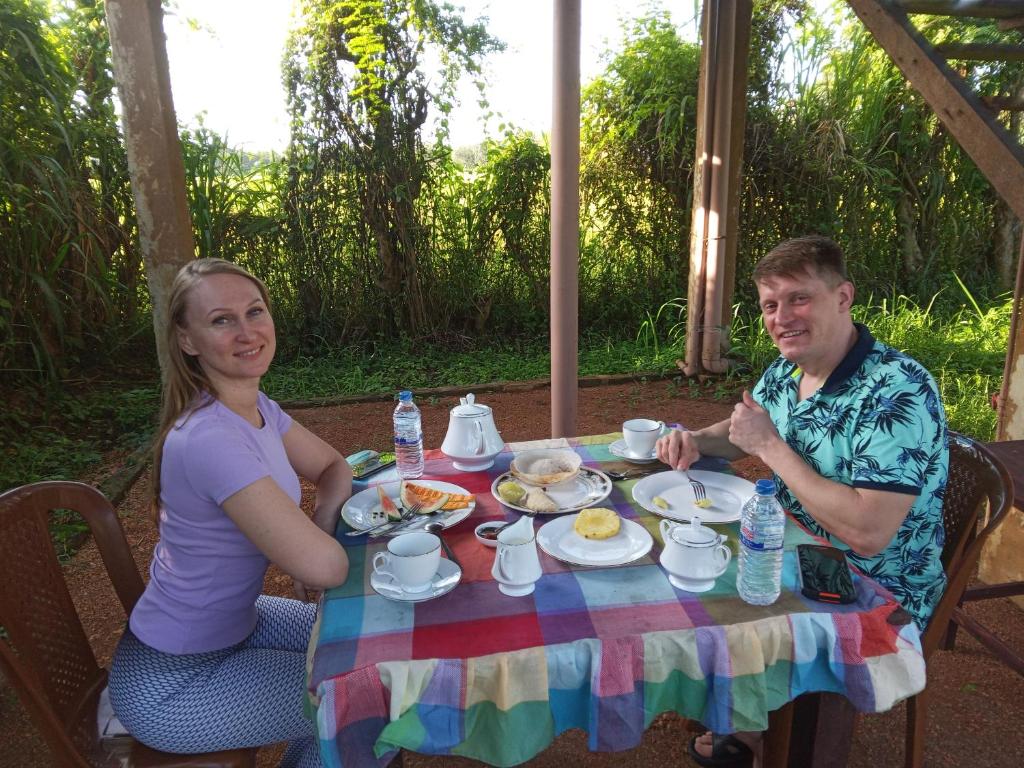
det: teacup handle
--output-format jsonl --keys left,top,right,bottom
{"left": 372, "top": 551, "right": 390, "bottom": 575}
{"left": 657, "top": 421, "right": 670, "bottom": 437}
{"left": 712, "top": 542, "right": 732, "bottom": 576}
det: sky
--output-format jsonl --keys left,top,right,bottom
{"left": 162, "top": 1, "right": 701, "bottom": 153}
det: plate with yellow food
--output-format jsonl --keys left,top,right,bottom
{"left": 631, "top": 470, "right": 753, "bottom": 524}
{"left": 490, "top": 466, "right": 612, "bottom": 515}
{"left": 342, "top": 480, "right": 475, "bottom": 534}
{"left": 536, "top": 507, "right": 653, "bottom": 567}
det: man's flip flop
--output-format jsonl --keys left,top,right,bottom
{"left": 687, "top": 733, "right": 753, "bottom": 768}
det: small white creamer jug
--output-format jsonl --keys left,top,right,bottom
{"left": 491, "top": 515, "right": 542, "bottom": 596}
{"left": 660, "top": 516, "right": 732, "bottom": 593}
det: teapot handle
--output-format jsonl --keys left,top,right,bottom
{"left": 474, "top": 420, "right": 485, "bottom": 455}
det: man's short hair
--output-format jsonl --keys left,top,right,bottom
{"left": 752, "top": 235, "right": 849, "bottom": 287}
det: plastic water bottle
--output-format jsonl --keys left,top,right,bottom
{"left": 393, "top": 390, "right": 424, "bottom": 479}
{"left": 737, "top": 478, "right": 786, "bottom": 606}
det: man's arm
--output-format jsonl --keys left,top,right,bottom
{"left": 730, "top": 391, "right": 914, "bottom": 557}
{"left": 656, "top": 418, "right": 748, "bottom": 469}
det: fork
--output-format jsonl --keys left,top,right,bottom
{"left": 605, "top": 468, "right": 650, "bottom": 481}
{"left": 678, "top": 469, "right": 708, "bottom": 504}
{"left": 346, "top": 501, "right": 421, "bottom": 537}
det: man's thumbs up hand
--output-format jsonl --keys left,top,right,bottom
{"left": 729, "top": 390, "right": 779, "bottom": 459}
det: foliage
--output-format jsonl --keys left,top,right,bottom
{"left": 0, "top": 0, "right": 138, "bottom": 383}
{"left": 0, "top": 1, "right": 1017, "bottom": 460}
{"left": 281, "top": 0, "right": 503, "bottom": 343}
{"left": 579, "top": 13, "right": 699, "bottom": 328}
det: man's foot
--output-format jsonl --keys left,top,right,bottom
{"left": 688, "top": 731, "right": 759, "bottom": 768}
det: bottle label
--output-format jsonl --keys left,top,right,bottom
{"left": 739, "top": 528, "right": 783, "bottom": 552}
{"left": 394, "top": 434, "right": 422, "bottom": 447}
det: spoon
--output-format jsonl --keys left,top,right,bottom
{"left": 425, "top": 521, "right": 462, "bottom": 571}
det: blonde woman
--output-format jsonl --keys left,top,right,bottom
{"left": 109, "top": 259, "right": 350, "bottom": 767}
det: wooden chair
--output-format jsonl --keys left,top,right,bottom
{"left": 904, "top": 433, "right": 1013, "bottom": 768}
{"left": 0, "top": 481, "right": 256, "bottom": 767}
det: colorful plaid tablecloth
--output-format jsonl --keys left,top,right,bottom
{"left": 307, "top": 434, "right": 925, "bottom": 767}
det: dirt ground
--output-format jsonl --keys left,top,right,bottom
{"left": 3, "top": 378, "right": 1024, "bottom": 767}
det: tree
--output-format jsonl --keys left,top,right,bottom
{"left": 283, "top": 0, "right": 502, "bottom": 340}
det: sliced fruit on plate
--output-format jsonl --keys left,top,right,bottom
{"left": 574, "top": 507, "right": 621, "bottom": 540}
{"left": 377, "top": 486, "right": 402, "bottom": 521}
{"left": 441, "top": 493, "right": 475, "bottom": 510}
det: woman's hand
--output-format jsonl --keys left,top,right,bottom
{"left": 292, "top": 579, "right": 315, "bottom": 602}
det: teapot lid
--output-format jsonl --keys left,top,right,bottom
{"left": 452, "top": 392, "right": 491, "bottom": 417}
{"left": 669, "top": 516, "right": 719, "bottom": 547}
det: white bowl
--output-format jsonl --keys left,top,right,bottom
{"left": 474, "top": 521, "right": 504, "bottom": 548}
{"left": 510, "top": 449, "right": 582, "bottom": 486}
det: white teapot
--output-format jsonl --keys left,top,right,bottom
{"left": 659, "top": 517, "right": 732, "bottom": 593}
{"left": 440, "top": 393, "right": 504, "bottom": 471}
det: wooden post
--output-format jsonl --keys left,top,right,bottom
{"left": 105, "top": 0, "right": 195, "bottom": 380}
{"left": 683, "top": 0, "right": 753, "bottom": 376}
{"left": 550, "top": 0, "right": 581, "bottom": 438}
{"left": 985, "top": 235, "right": 1024, "bottom": 601}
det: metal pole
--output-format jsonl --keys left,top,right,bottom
{"left": 550, "top": 0, "right": 581, "bottom": 438}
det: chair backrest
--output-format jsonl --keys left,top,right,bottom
{"left": 0, "top": 481, "right": 144, "bottom": 767}
{"left": 924, "top": 433, "right": 1013, "bottom": 657}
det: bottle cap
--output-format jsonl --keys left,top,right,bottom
{"left": 755, "top": 478, "right": 776, "bottom": 495}
{"left": 398, "top": 390, "right": 413, "bottom": 401}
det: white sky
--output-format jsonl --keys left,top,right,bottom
{"left": 163, "top": 1, "right": 700, "bottom": 153}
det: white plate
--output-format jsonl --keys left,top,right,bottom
{"left": 631, "top": 470, "right": 754, "bottom": 524}
{"left": 490, "top": 466, "right": 612, "bottom": 515}
{"left": 608, "top": 439, "right": 659, "bottom": 464}
{"left": 370, "top": 557, "right": 462, "bottom": 602}
{"left": 537, "top": 514, "right": 653, "bottom": 567}
{"left": 342, "top": 480, "right": 475, "bottom": 534}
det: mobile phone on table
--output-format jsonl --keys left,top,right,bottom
{"left": 347, "top": 450, "right": 396, "bottom": 480}
{"left": 796, "top": 544, "right": 856, "bottom": 604}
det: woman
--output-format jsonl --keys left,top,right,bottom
{"left": 109, "top": 258, "right": 350, "bottom": 767}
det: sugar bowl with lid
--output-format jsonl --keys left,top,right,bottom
{"left": 659, "top": 516, "right": 732, "bottom": 593}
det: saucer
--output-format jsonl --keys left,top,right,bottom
{"left": 370, "top": 558, "right": 462, "bottom": 602}
{"left": 667, "top": 573, "right": 716, "bottom": 593}
{"left": 609, "top": 439, "right": 659, "bottom": 464}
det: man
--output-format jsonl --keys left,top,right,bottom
{"left": 657, "top": 235, "right": 948, "bottom": 768}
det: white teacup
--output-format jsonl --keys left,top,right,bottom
{"left": 373, "top": 532, "right": 441, "bottom": 593}
{"left": 622, "top": 418, "right": 667, "bottom": 457}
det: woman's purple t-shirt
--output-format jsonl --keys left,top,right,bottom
{"left": 129, "top": 392, "right": 300, "bottom": 654}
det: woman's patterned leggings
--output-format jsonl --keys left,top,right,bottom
{"left": 108, "top": 595, "right": 321, "bottom": 768}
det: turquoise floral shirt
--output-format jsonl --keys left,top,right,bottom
{"left": 753, "top": 324, "right": 948, "bottom": 627}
